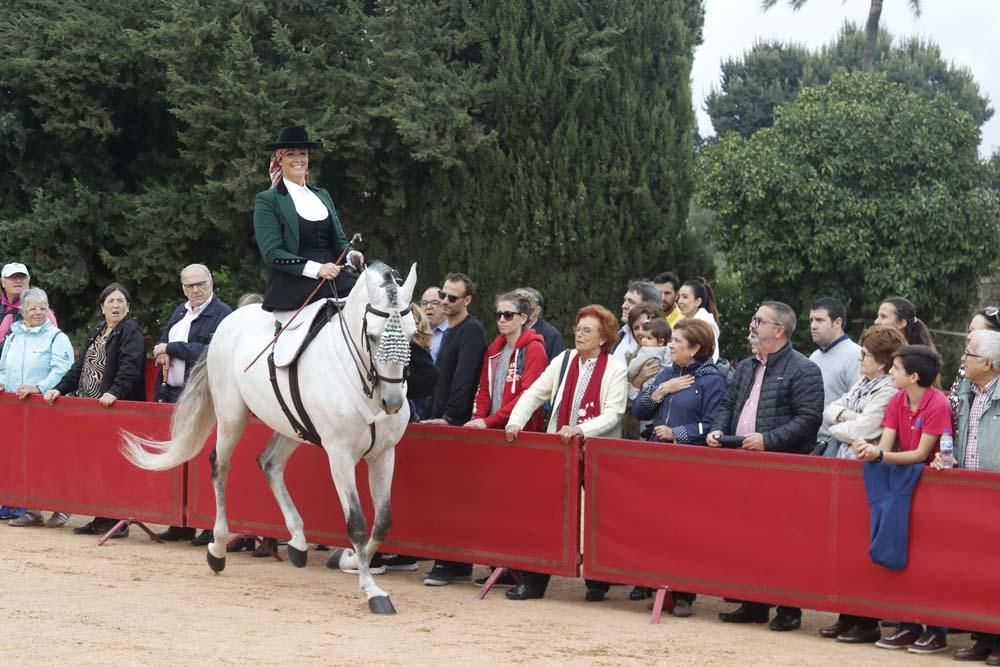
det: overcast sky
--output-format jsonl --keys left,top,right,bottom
{"left": 693, "top": 0, "right": 1000, "bottom": 157}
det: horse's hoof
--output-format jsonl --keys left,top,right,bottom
{"left": 207, "top": 551, "right": 226, "bottom": 573}
{"left": 287, "top": 544, "right": 308, "bottom": 568}
{"left": 327, "top": 548, "right": 344, "bottom": 570}
{"left": 368, "top": 595, "right": 396, "bottom": 615}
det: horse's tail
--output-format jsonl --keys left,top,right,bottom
{"left": 121, "top": 353, "right": 216, "bottom": 471}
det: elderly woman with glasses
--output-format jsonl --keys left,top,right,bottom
{"left": 254, "top": 126, "right": 364, "bottom": 317}
{"left": 503, "top": 304, "right": 627, "bottom": 602}
{"left": 465, "top": 291, "right": 548, "bottom": 431}
{"left": 0, "top": 288, "right": 74, "bottom": 528}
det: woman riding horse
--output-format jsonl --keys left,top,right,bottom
{"left": 254, "top": 126, "right": 364, "bottom": 314}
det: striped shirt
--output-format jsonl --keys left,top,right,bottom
{"left": 965, "top": 376, "right": 1000, "bottom": 471}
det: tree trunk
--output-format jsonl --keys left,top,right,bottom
{"left": 862, "top": 0, "right": 883, "bottom": 73}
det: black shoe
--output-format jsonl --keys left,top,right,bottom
{"left": 629, "top": 586, "right": 653, "bottom": 601}
{"left": 585, "top": 587, "right": 606, "bottom": 602}
{"left": 820, "top": 618, "right": 854, "bottom": 639}
{"left": 314, "top": 544, "right": 330, "bottom": 551}
{"left": 474, "top": 571, "right": 519, "bottom": 588}
{"left": 73, "top": 520, "right": 99, "bottom": 535}
{"left": 156, "top": 526, "right": 196, "bottom": 542}
{"left": 190, "top": 529, "right": 213, "bottom": 546}
{"left": 769, "top": 613, "right": 802, "bottom": 632}
{"left": 506, "top": 583, "right": 544, "bottom": 600}
{"left": 719, "top": 604, "right": 770, "bottom": 624}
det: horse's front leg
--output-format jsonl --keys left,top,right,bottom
{"left": 326, "top": 449, "right": 395, "bottom": 614}
{"left": 362, "top": 446, "right": 395, "bottom": 567}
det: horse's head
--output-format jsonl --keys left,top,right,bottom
{"left": 363, "top": 262, "right": 417, "bottom": 414}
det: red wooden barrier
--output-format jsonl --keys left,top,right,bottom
{"left": 582, "top": 438, "right": 1000, "bottom": 633}
{"left": 186, "top": 424, "right": 582, "bottom": 577}
{"left": 0, "top": 394, "right": 185, "bottom": 525}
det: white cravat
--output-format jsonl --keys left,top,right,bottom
{"left": 283, "top": 178, "right": 328, "bottom": 221}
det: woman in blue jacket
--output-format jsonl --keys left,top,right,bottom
{"left": 631, "top": 318, "right": 726, "bottom": 614}
{"left": 0, "top": 288, "right": 73, "bottom": 527}
{"left": 633, "top": 318, "right": 726, "bottom": 446}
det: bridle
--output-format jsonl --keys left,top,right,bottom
{"left": 333, "top": 279, "right": 411, "bottom": 400}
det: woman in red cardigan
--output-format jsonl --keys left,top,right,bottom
{"left": 465, "top": 291, "right": 548, "bottom": 432}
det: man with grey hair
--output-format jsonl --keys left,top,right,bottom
{"left": 613, "top": 279, "right": 661, "bottom": 362}
{"left": 708, "top": 300, "right": 824, "bottom": 631}
{"left": 933, "top": 328, "right": 1000, "bottom": 662}
{"left": 153, "top": 263, "right": 232, "bottom": 545}
{"left": 519, "top": 287, "right": 564, "bottom": 361}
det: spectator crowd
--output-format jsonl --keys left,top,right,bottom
{"left": 2, "top": 257, "right": 999, "bottom": 664}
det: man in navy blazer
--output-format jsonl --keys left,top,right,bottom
{"left": 152, "top": 263, "right": 232, "bottom": 544}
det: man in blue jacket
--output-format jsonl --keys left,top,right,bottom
{"left": 153, "top": 264, "right": 232, "bottom": 545}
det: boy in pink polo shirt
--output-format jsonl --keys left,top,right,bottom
{"left": 853, "top": 344, "right": 952, "bottom": 655}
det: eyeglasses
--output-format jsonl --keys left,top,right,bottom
{"left": 750, "top": 316, "right": 779, "bottom": 327}
{"left": 963, "top": 348, "right": 985, "bottom": 359}
{"left": 182, "top": 280, "right": 209, "bottom": 291}
{"left": 496, "top": 311, "right": 521, "bottom": 321}
{"left": 419, "top": 299, "right": 440, "bottom": 308}
{"left": 575, "top": 326, "right": 596, "bottom": 336}
{"left": 437, "top": 290, "right": 464, "bottom": 303}
{"left": 860, "top": 349, "right": 870, "bottom": 359}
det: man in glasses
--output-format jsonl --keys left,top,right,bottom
{"left": 808, "top": 297, "right": 861, "bottom": 455}
{"left": 152, "top": 263, "right": 232, "bottom": 546}
{"left": 708, "top": 301, "right": 824, "bottom": 632}
{"left": 422, "top": 272, "right": 487, "bottom": 586}
{"left": 420, "top": 286, "right": 449, "bottom": 363}
{"left": 932, "top": 328, "right": 1000, "bottom": 662}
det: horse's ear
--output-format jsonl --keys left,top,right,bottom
{"left": 401, "top": 263, "right": 417, "bottom": 301}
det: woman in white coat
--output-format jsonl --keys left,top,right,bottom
{"left": 504, "top": 304, "right": 627, "bottom": 602}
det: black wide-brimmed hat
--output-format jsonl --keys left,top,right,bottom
{"left": 263, "top": 126, "right": 322, "bottom": 150}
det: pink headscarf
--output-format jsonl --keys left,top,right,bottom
{"left": 268, "top": 149, "right": 311, "bottom": 189}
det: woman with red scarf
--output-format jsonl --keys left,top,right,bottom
{"left": 465, "top": 291, "right": 547, "bottom": 431}
{"left": 503, "top": 304, "right": 627, "bottom": 601}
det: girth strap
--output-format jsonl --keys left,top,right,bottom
{"left": 268, "top": 352, "right": 322, "bottom": 446}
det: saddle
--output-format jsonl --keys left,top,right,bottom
{"left": 273, "top": 298, "right": 346, "bottom": 368}
{"left": 265, "top": 296, "right": 377, "bottom": 453}
{"left": 267, "top": 299, "right": 339, "bottom": 445}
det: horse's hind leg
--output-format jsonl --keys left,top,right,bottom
{"left": 257, "top": 433, "right": 307, "bottom": 567}
{"left": 205, "top": 413, "right": 247, "bottom": 573}
{"left": 325, "top": 449, "right": 394, "bottom": 614}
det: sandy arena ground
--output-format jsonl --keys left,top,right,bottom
{"left": 0, "top": 517, "right": 972, "bottom": 666}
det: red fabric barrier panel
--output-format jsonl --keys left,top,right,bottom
{"left": 186, "top": 423, "right": 581, "bottom": 576}
{"left": 583, "top": 438, "right": 1000, "bottom": 634}
{"left": 0, "top": 396, "right": 29, "bottom": 503}
{"left": 0, "top": 394, "right": 185, "bottom": 525}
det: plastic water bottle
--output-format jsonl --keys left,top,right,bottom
{"left": 939, "top": 430, "right": 955, "bottom": 468}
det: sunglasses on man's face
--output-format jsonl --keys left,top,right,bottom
{"left": 496, "top": 311, "right": 521, "bottom": 322}
{"left": 438, "top": 290, "right": 464, "bottom": 303}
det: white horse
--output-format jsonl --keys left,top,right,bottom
{"left": 123, "top": 261, "right": 417, "bottom": 614}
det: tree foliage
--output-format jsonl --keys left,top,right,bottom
{"left": 700, "top": 72, "right": 999, "bottom": 332}
{"left": 0, "top": 0, "right": 707, "bottom": 339}
{"left": 706, "top": 23, "right": 993, "bottom": 139}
